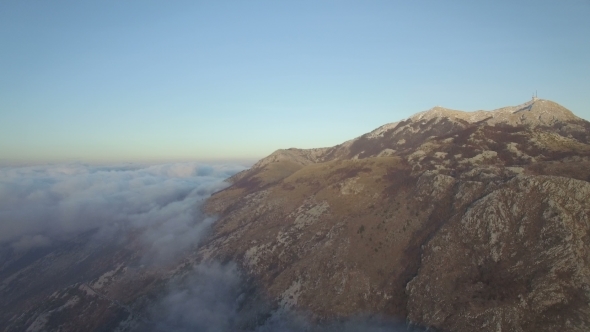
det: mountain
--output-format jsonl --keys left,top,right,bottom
{"left": 2, "top": 99, "right": 589, "bottom": 331}
{"left": 202, "top": 99, "right": 590, "bottom": 331}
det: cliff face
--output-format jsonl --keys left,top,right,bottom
{"left": 203, "top": 99, "right": 590, "bottom": 331}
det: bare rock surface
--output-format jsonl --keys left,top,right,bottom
{"left": 407, "top": 176, "right": 590, "bottom": 331}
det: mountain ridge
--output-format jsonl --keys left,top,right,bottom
{"left": 226, "top": 99, "right": 589, "bottom": 191}
{"left": 203, "top": 99, "right": 590, "bottom": 331}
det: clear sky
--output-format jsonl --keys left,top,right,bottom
{"left": 1, "top": 1, "right": 589, "bottom": 164}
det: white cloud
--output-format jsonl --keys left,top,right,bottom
{"left": 0, "top": 162, "right": 246, "bottom": 256}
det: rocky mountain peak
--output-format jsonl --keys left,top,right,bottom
{"left": 410, "top": 99, "right": 578, "bottom": 127}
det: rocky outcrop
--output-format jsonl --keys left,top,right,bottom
{"left": 407, "top": 176, "right": 590, "bottom": 331}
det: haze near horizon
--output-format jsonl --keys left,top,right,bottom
{"left": 1, "top": 1, "right": 589, "bottom": 164}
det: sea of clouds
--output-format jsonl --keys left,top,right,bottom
{"left": 0, "top": 162, "right": 245, "bottom": 260}
{"left": 0, "top": 162, "right": 420, "bottom": 331}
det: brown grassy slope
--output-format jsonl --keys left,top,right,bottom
{"left": 201, "top": 100, "right": 590, "bottom": 331}
{"left": 204, "top": 157, "right": 430, "bottom": 318}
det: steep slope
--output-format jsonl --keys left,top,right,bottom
{"left": 202, "top": 99, "right": 590, "bottom": 331}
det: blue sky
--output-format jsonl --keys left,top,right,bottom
{"left": 1, "top": 1, "right": 589, "bottom": 163}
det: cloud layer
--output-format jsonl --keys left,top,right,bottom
{"left": 0, "top": 162, "right": 245, "bottom": 257}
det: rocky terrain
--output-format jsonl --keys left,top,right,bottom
{"left": 0, "top": 230, "right": 163, "bottom": 331}
{"left": 202, "top": 99, "right": 590, "bottom": 331}
{"left": 2, "top": 99, "right": 589, "bottom": 331}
